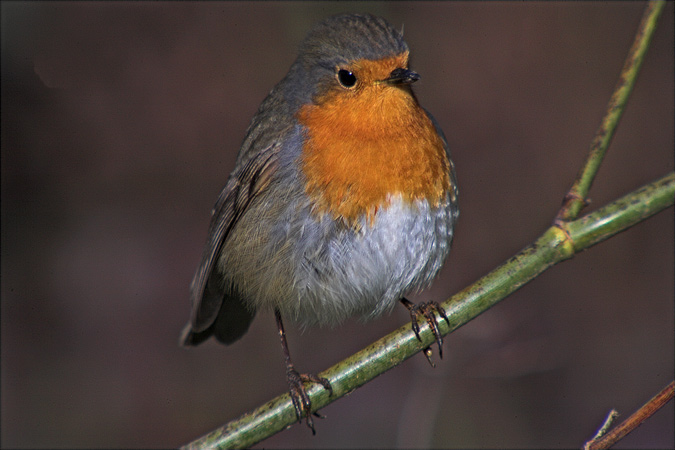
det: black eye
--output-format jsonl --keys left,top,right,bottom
{"left": 337, "top": 69, "right": 357, "bottom": 88}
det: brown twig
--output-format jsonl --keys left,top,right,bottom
{"left": 583, "top": 380, "right": 675, "bottom": 450}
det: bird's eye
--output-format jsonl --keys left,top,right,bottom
{"left": 337, "top": 69, "right": 357, "bottom": 88}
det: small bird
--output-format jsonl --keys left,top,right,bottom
{"left": 181, "top": 13, "right": 459, "bottom": 433}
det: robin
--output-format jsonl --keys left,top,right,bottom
{"left": 181, "top": 13, "right": 459, "bottom": 433}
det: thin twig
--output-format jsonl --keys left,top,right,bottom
{"left": 583, "top": 381, "right": 675, "bottom": 450}
{"left": 584, "top": 409, "right": 620, "bottom": 449}
{"left": 557, "top": 0, "right": 665, "bottom": 221}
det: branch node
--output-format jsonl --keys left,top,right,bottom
{"left": 552, "top": 218, "right": 576, "bottom": 254}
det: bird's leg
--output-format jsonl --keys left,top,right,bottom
{"left": 275, "top": 309, "right": 332, "bottom": 434}
{"left": 400, "top": 297, "right": 450, "bottom": 367}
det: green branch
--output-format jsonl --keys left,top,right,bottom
{"left": 183, "top": 172, "right": 674, "bottom": 450}
{"left": 557, "top": 0, "right": 665, "bottom": 221}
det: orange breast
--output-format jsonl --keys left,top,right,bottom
{"left": 298, "top": 60, "right": 451, "bottom": 227}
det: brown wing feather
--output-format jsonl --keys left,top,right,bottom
{"left": 186, "top": 143, "right": 281, "bottom": 334}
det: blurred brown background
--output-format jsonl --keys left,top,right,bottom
{"left": 1, "top": 2, "right": 673, "bottom": 448}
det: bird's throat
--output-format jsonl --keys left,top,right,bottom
{"left": 298, "top": 81, "right": 451, "bottom": 227}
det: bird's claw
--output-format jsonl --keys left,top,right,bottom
{"left": 286, "top": 367, "right": 332, "bottom": 434}
{"left": 401, "top": 299, "right": 450, "bottom": 366}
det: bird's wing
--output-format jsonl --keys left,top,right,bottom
{"left": 188, "top": 142, "right": 281, "bottom": 332}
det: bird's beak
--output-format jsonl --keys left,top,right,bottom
{"left": 385, "top": 67, "right": 420, "bottom": 85}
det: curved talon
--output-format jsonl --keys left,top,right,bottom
{"left": 276, "top": 309, "right": 332, "bottom": 434}
{"left": 286, "top": 366, "right": 332, "bottom": 434}
{"left": 400, "top": 298, "right": 450, "bottom": 366}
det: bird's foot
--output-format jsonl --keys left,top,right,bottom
{"left": 400, "top": 298, "right": 450, "bottom": 367}
{"left": 286, "top": 366, "right": 332, "bottom": 434}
